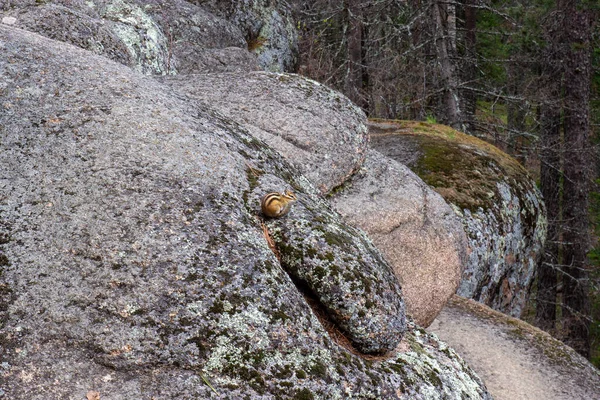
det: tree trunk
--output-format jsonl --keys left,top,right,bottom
{"left": 432, "top": 0, "right": 463, "bottom": 131}
{"left": 506, "top": 62, "right": 527, "bottom": 162}
{"left": 461, "top": 0, "right": 477, "bottom": 135}
{"left": 536, "top": 100, "right": 561, "bottom": 331}
{"left": 560, "top": 0, "right": 592, "bottom": 358}
{"left": 344, "top": 0, "right": 364, "bottom": 108}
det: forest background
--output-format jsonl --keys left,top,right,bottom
{"left": 288, "top": 0, "right": 600, "bottom": 365}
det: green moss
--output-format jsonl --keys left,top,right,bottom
{"left": 326, "top": 179, "right": 352, "bottom": 199}
{"left": 329, "top": 263, "right": 341, "bottom": 277}
{"left": 323, "top": 252, "right": 335, "bottom": 262}
{"left": 306, "top": 247, "right": 318, "bottom": 258}
{"left": 309, "top": 361, "right": 327, "bottom": 378}
{"left": 440, "top": 346, "right": 453, "bottom": 358}
{"left": 413, "top": 135, "right": 499, "bottom": 212}
{"left": 263, "top": 259, "right": 276, "bottom": 272}
{"left": 296, "top": 369, "right": 307, "bottom": 379}
{"left": 322, "top": 231, "right": 350, "bottom": 248}
{"left": 208, "top": 300, "right": 225, "bottom": 314}
{"left": 273, "top": 364, "right": 293, "bottom": 379}
{"left": 427, "top": 370, "right": 443, "bottom": 387}
{"left": 312, "top": 215, "right": 327, "bottom": 224}
{"left": 245, "top": 165, "right": 264, "bottom": 192}
{"left": 313, "top": 265, "right": 327, "bottom": 279}
{"left": 0, "top": 254, "right": 9, "bottom": 267}
{"left": 409, "top": 340, "right": 427, "bottom": 355}
{"left": 271, "top": 308, "right": 291, "bottom": 322}
{"left": 225, "top": 365, "right": 266, "bottom": 394}
{"left": 293, "top": 388, "right": 315, "bottom": 400}
{"left": 386, "top": 361, "right": 406, "bottom": 374}
{"left": 370, "top": 119, "right": 536, "bottom": 213}
{"left": 250, "top": 350, "right": 267, "bottom": 365}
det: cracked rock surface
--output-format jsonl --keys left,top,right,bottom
{"left": 160, "top": 72, "right": 369, "bottom": 195}
{"left": 371, "top": 120, "right": 546, "bottom": 318}
{"left": 331, "top": 149, "right": 467, "bottom": 327}
{"left": 0, "top": 25, "right": 492, "bottom": 399}
{"left": 0, "top": 0, "right": 261, "bottom": 75}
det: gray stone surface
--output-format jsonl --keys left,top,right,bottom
{"left": 370, "top": 120, "right": 547, "bottom": 318}
{"left": 0, "top": 26, "right": 491, "bottom": 399}
{"left": 0, "top": 0, "right": 260, "bottom": 75}
{"left": 161, "top": 72, "right": 369, "bottom": 195}
{"left": 198, "top": 0, "right": 299, "bottom": 72}
{"left": 331, "top": 150, "right": 467, "bottom": 328}
{"left": 429, "top": 296, "right": 600, "bottom": 400}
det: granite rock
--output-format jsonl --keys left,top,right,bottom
{"left": 371, "top": 119, "right": 546, "bottom": 317}
{"left": 161, "top": 72, "right": 369, "bottom": 195}
{"left": 0, "top": 0, "right": 260, "bottom": 74}
{"left": 331, "top": 149, "right": 467, "bottom": 327}
{"left": 0, "top": 25, "right": 491, "bottom": 399}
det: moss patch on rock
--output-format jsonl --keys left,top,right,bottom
{"left": 369, "top": 119, "right": 546, "bottom": 317}
{"left": 369, "top": 119, "right": 535, "bottom": 213}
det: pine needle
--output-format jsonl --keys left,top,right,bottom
{"left": 200, "top": 372, "right": 219, "bottom": 396}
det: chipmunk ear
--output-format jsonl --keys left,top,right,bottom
{"left": 284, "top": 189, "right": 297, "bottom": 200}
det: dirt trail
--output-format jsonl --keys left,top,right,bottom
{"left": 428, "top": 296, "right": 600, "bottom": 400}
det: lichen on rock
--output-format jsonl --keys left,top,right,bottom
{"left": 370, "top": 119, "right": 547, "bottom": 317}
{"left": 0, "top": 24, "right": 492, "bottom": 399}
{"left": 0, "top": 0, "right": 262, "bottom": 75}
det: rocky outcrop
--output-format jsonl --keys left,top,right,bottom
{"left": 0, "top": 25, "right": 491, "bottom": 399}
{"left": 370, "top": 120, "right": 547, "bottom": 317}
{"left": 160, "top": 72, "right": 368, "bottom": 195}
{"left": 1, "top": 0, "right": 261, "bottom": 74}
{"left": 170, "top": 72, "right": 468, "bottom": 328}
{"left": 2, "top": 1, "right": 469, "bottom": 329}
{"left": 331, "top": 150, "right": 467, "bottom": 327}
{"left": 429, "top": 296, "right": 600, "bottom": 400}
{"left": 199, "top": 0, "right": 299, "bottom": 72}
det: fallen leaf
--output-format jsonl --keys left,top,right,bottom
{"left": 86, "top": 391, "right": 100, "bottom": 400}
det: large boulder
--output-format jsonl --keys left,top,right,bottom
{"left": 0, "top": 0, "right": 261, "bottom": 74}
{"left": 165, "top": 72, "right": 467, "bottom": 327}
{"left": 0, "top": 26, "right": 491, "bottom": 399}
{"left": 370, "top": 120, "right": 547, "bottom": 317}
{"left": 160, "top": 71, "right": 369, "bottom": 195}
{"left": 331, "top": 150, "right": 467, "bottom": 327}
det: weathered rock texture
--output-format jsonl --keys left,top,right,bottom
{"left": 370, "top": 120, "right": 547, "bottom": 317}
{"left": 429, "top": 296, "right": 600, "bottom": 400}
{"left": 161, "top": 72, "right": 368, "bottom": 195}
{"left": 1, "top": 0, "right": 261, "bottom": 74}
{"left": 199, "top": 0, "right": 299, "bottom": 72}
{"left": 331, "top": 150, "right": 467, "bottom": 327}
{"left": 0, "top": 25, "right": 491, "bottom": 399}
{"left": 164, "top": 72, "right": 467, "bottom": 328}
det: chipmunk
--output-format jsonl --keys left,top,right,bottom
{"left": 261, "top": 190, "right": 297, "bottom": 218}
